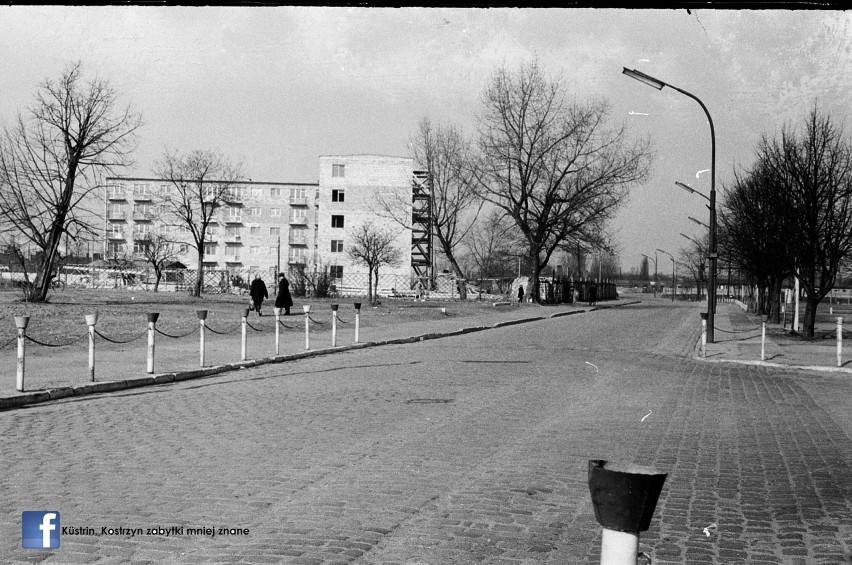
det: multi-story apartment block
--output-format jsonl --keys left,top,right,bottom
{"left": 315, "top": 155, "right": 414, "bottom": 282}
{"left": 101, "top": 155, "right": 418, "bottom": 290}
{"left": 103, "top": 177, "right": 319, "bottom": 281}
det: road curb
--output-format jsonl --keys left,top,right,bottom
{"left": 0, "top": 301, "right": 639, "bottom": 411}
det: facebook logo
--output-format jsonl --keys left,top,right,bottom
{"left": 22, "top": 511, "right": 60, "bottom": 549}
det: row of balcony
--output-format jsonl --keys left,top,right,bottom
{"left": 108, "top": 189, "right": 310, "bottom": 207}
{"left": 107, "top": 212, "right": 310, "bottom": 226}
{"left": 107, "top": 233, "right": 309, "bottom": 246}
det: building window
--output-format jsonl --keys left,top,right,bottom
{"left": 289, "top": 247, "right": 306, "bottom": 262}
{"left": 270, "top": 187, "right": 282, "bottom": 198}
{"left": 332, "top": 164, "right": 345, "bottom": 178}
{"left": 133, "top": 241, "right": 150, "bottom": 254}
{"left": 330, "top": 265, "right": 343, "bottom": 279}
{"left": 331, "top": 240, "right": 343, "bottom": 253}
{"left": 227, "top": 206, "right": 242, "bottom": 222}
{"left": 107, "top": 241, "right": 127, "bottom": 255}
{"left": 269, "top": 246, "right": 277, "bottom": 255}
{"left": 270, "top": 207, "right": 281, "bottom": 217}
{"left": 226, "top": 226, "right": 241, "bottom": 238}
{"left": 250, "top": 246, "right": 261, "bottom": 255}
{"left": 331, "top": 215, "right": 344, "bottom": 228}
{"left": 269, "top": 227, "right": 280, "bottom": 236}
{"left": 251, "top": 187, "right": 263, "bottom": 197}
{"left": 204, "top": 243, "right": 218, "bottom": 255}
{"left": 332, "top": 189, "right": 345, "bottom": 203}
{"left": 249, "top": 207, "right": 261, "bottom": 217}
{"left": 250, "top": 226, "right": 260, "bottom": 235}
{"left": 108, "top": 223, "right": 124, "bottom": 238}
{"left": 289, "top": 227, "right": 307, "bottom": 244}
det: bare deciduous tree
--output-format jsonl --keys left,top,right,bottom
{"left": 720, "top": 159, "right": 794, "bottom": 322}
{"left": 473, "top": 60, "right": 651, "bottom": 302}
{"left": 347, "top": 221, "right": 402, "bottom": 304}
{"left": 0, "top": 62, "right": 142, "bottom": 302}
{"left": 464, "top": 209, "right": 523, "bottom": 281}
{"left": 759, "top": 107, "right": 852, "bottom": 338}
{"left": 679, "top": 236, "right": 708, "bottom": 303}
{"left": 154, "top": 149, "right": 243, "bottom": 297}
{"left": 378, "top": 117, "right": 481, "bottom": 298}
{"left": 137, "top": 232, "right": 180, "bottom": 291}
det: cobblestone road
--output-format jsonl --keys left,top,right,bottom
{"left": 1, "top": 301, "right": 850, "bottom": 564}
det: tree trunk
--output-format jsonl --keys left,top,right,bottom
{"left": 153, "top": 268, "right": 162, "bottom": 292}
{"left": 367, "top": 266, "right": 374, "bottom": 304}
{"left": 446, "top": 253, "right": 467, "bottom": 300}
{"left": 529, "top": 250, "right": 541, "bottom": 303}
{"left": 802, "top": 294, "right": 819, "bottom": 339}
{"left": 194, "top": 249, "right": 204, "bottom": 297}
{"left": 769, "top": 278, "right": 782, "bottom": 324}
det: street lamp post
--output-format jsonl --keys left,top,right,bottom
{"left": 624, "top": 67, "right": 717, "bottom": 342}
{"left": 656, "top": 248, "right": 676, "bottom": 303}
{"left": 641, "top": 253, "right": 658, "bottom": 297}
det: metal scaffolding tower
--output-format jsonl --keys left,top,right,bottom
{"left": 411, "top": 170, "right": 432, "bottom": 286}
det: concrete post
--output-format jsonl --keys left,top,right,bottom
{"left": 700, "top": 312, "right": 708, "bottom": 358}
{"left": 331, "top": 304, "right": 339, "bottom": 347}
{"left": 761, "top": 321, "right": 766, "bottom": 361}
{"left": 197, "top": 310, "right": 208, "bottom": 367}
{"left": 273, "top": 307, "right": 281, "bottom": 355}
{"left": 146, "top": 313, "right": 159, "bottom": 374}
{"left": 837, "top": 317, "right": 843, "bottom": 367}
{"left": 354, "top": 302, "right": 361, "bottom": 343}
{"left": 240, "top": 308, "right": 249, "bottom": 361}
{"left": 303, "top": 304, "right": 311, "bottom": 350}
{"left": 85, "top": 313, "right": 98, "bottom": 381}
{"left": 15, "top": 316, "right": 29, "bottom": 392}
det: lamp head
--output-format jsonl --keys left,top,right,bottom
{"left": 622, "top": 67, "right": 666, "bottom": 90}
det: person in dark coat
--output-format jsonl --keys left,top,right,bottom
{"left": 518, "top": 285, "right": 524, "bottom": 303}
{"left": 589, "top": 283, "right": 597, "bottom": 306}
{"left": 249, "top": 274, "right": 268, "bottom": 316}
{"left": 275, "top": 273, "right": 293, "bottom": 315}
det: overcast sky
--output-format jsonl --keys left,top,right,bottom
{"left": 1, "top": 7, "right": 850, "bottom": 273}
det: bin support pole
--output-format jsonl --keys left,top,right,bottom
{"left": 600, "top": 529, "right": 639, "bottom": 565}
{"left": 241, "top": 311, "right": 248, "bottom": 361}
{"left": 761, "top": 322, "right": 766, "bottom": 361}
{"left": 701, "top": 318, "right": 707, "bottom": 358}
{"left": 146, "top": 313, "right": 159, "bottom": 374}
{"left": 197, "top": 310, "right": 208, "bottom": 367}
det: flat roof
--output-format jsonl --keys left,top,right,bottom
{"left": 106, "top": 176, "right": 318, "bottom": 187}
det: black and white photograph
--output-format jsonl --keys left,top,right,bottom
{"left": 1, "top": 6, "right": 851, "bottom": 564}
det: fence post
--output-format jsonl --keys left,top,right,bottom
{"left": 85, "top": 312, "right": 98, "bottom": 381}
{"left": 761, "top": 321, "right": 766, "bottom": 361}
{"left": 700, "top": 312, "right": 707, "bottom": 358}
{"left": 197, "top": 310, "right": 208, "bottom": 367}
{"left": 303, "top": 304, "right": 311, "bottom": 350}
{"left": 273, "top": 307, "right": 281, "bottom": 355}
{"left": 15, "top": 316, "right": 29, "bottom": 392}
{"left": 146, "top": 313, "right": 159, "bottom": 374}
{"left": 354, "top": 302, "right": 361, "bottom": 343}
{"left": 240, "top": 308, "right": 249, "bottom": 361}
{"left": 837, "top": 317, "right": 843, "bottom": 368}
{"left": 331, "top": 304, "right": 339, "bottom": 347}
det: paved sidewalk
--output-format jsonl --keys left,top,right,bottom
{"left": 0, "top": 298, "right": 638, "bottom": 410}
{"left": 699, "top": 301, "right": 852, "bottom": 373}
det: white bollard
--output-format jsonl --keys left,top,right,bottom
{"left": 354, "top": 302, "right": 361, "bottom": 343}
{"left": 240, "top": 308, "right": 249, "bottom": 361}
{"left": 331, "top": 304, "right": 339, "bottom": 347}
{"left": 85, "top": 313, "right": 98, "bottom": 381}
{"left": 700, "top": 314, "right": 707, "bottom": 358}
{"left": 761, "top": 321, "right": 766, "bottom": 361}
{"left": 146, "top": 313, "right": 159, "bottom": 374}
{"left": 837, "top": 317, "right": 843, "bottom": 367}
{"left": 15, "top": 316, "right": 29, "bottom": 392}
{"left": 303, "top": 305, "right": 311, "bottom": 350}
{"left": 273, "top": 307, "right": 281, "bottom": 356}
{"left": 197, "top": 310, "right": 207, "bottom": 367}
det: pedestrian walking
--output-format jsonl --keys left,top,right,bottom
{"left": 249, "top": 274, "right": 268, "bottom": 316}
{"left": 518, "top": 285, "right": 524, "bottom": 303}
{"left": 589, "top": 282, "right": 597, "bottom": 306}
{"left": 275, "top": 273, "right": 293, "bottom": 315}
